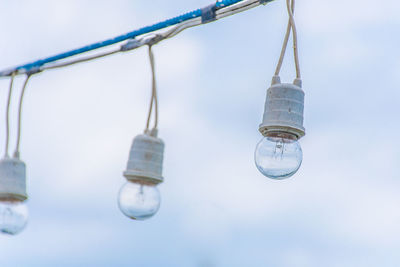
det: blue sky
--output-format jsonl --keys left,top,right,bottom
{"left": 1, "top": 0, "right": 400, "bottom": 266}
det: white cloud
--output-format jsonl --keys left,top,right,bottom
{"left": 299, "top": 0, "right": 400, "bottom": 33}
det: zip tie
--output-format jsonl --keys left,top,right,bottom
{"left": 259, "top": 0, "right": 274, "bottom": 5}
{"left": 121, "top": 34, "right": 164, "bottom": 52}
{"left": 145, "top": 34, "right": 164, "bottom": 46}
{"left": 201, "top": 3, "right": 217, "bottom": 24}
{"left": 26, "top": 67, "right": 42, "bottom": 76}
{"left": 120, "top": 39, "right": 143, "bottom": 52}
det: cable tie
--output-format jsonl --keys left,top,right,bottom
{"left": 26, "top": 67, "right": 42, "bottom": 75}
{"left": 121, "top": 34, "right": 164, "bottom": 52}
{"left": 145, "top": 34, "right": 164, "bottom": 46}
{"left": 120, "top": 39, "right": 143, "bottom": 51}
{"left": 259, "top": 0, "right": 273, "bottom": 5}
{"left": 201, "top": 3, "right": 217, "bottom": 24}
{"left": 0, "top": 69, "right": 17, "bottom": 77}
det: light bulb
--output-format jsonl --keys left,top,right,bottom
{"left": 254, "top": 133, "right": 302, "bottom": 179}
{"left": 118, "top": 181, "right": 160, "bottom": 220}
{"left": 0, "top": 200, "right": 28, "bottom": 235}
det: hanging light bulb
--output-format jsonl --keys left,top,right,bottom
{"left": 255, "top": 132, "right": 302, "bottom": 179}
{"left": 118, "top": 182, "right": 160, "bottom": 221}
{"left": 255, "top": 76, "right": 305, "bottom": 180}
{"left": 0, "top": 200, "right": 28, "bottom": 235}
{"left": 118, "top": 129, "right": 164, "bottom": 220}
{"left": 255, "top": 0, "right": 305, "bottom": 180}
{"left": 119, "top": 42, "right": 164, "bottom": 220}
{"left": 0, "top": 157, "right": 28, "bottom": 235}
{"left": 0, "top": 73, "right": 30, "bottom": 235}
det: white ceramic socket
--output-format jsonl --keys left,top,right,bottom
{"left": 259, "top": 76, "right": 305, "bottom": 139}
{"left": 0, "top": 157, "right": 27, "bottom": 201}
{"left": 123, "top": 130, "right": 164, "bottom": 185}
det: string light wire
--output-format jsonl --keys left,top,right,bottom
{"left": 287, "top": 0, "right": 301, "bottom": 79}
{"left": 14, "top": 75, "right": 32, "bottom": 159}
{"left": 145, "top": 45, "right": 158, "bottom": 131}
{"left": 274, "top": 0, "right": 301, "bottom": 79}
{"left": 4, "top": 73, "right": 16, "bottom": 158}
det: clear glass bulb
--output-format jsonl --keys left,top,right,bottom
{"left": 254, "top": 133, "right": 302, "bottom": 180}
{"left": 118, "top": 181, "right": 161, "bottom": 220}
{"left": 0, "top": 200, "right": 28, "bottom": 235}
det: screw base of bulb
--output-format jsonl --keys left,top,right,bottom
{"left": 259, "top": 126, "right": 305, "bottom": 140}
{"left": 123, "top": 172, "right": 163, "bottom": 185}
{"left": 0, "top": 194, "right": 27, "bottom": 202}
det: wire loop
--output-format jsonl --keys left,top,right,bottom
{"left": 3, "top": 73, "right": 32, "bottom": 158}
{"left": 145, "top": 45, "right": 159, "bottom": 132}
{"left": 14, "top": 75, "right": 32, "bottom": 159}
{"left": 4, "top": 73, "right": 16, "bottom": 158}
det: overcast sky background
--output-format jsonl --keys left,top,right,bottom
{"left": 1, "top": 0, "right": 400, "bottom": 266}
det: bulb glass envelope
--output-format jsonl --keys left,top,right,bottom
{"left": 259, "top": 76, "right": 305, "bottom": 139}
{"left": 0, "top": 157, "right": 27, "bottom": 202}
{"left": 123, "top": 131, "right": 164, "bottom": 185}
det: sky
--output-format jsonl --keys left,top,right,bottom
{"left": 1, "top": 0, "right": 400, "bottom": 266}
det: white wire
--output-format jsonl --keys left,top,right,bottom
{"left": 162, "top": 19, "right": 201, "bottom": 39}
{"left": 13, "top": 75, "right": 31, "bottom": 159}
{"left": 275, "top": 0, "right": 294, "bottom": 77}
{"left": 287, "top": 0, "right": 300, "bottom": 78}
{"left": 216, "top": 0, "right": 260, "bottom": 18}
{"left": 145, "top": 45, "right": 158, "bottom": 131}
{"left": 43, "top": 49, "right": 120, "bottom": 71}
{"left": 274, "top": 0, "right": 301, "bottom": 79}
{"left": 4, "top": 73, "right": 16, "bottom": 158}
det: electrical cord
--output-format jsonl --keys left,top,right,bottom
{"left": 4, "top": 73, "right": 16, "bottom": 158}
{"left": 274, "top": 0, "right": 301, "bottom": 79}
{"left": 274, "top": 0, "right": 294, "bottom": 77}
{"left": 216, "top": 0, "right": 261, "bottom": 18}
{"left": 145, "top": 45, "right": 158, "bottom": 131}
{"left": 287, "top": 0, "right": 301, "bottom": 79}
{"left": 43, "top": 49, "right": 120, "bottom": 71}
{"left": 13, "top": 75, "right": 32, "bottom": 159}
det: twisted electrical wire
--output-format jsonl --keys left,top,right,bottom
{"left": 145, "top": 45, "right": 158, "bottom": 131}
{"left": 287, "top": 0, "right": 300, "bottom": 78}
{"left": 274, "top": 0, "right": 301, "bottom": 79}
{"left": 4, "top": 73, "right": 16, "bottom": 158}
{"left": 14, "top": 75, "right": 32, "bottom": 159}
